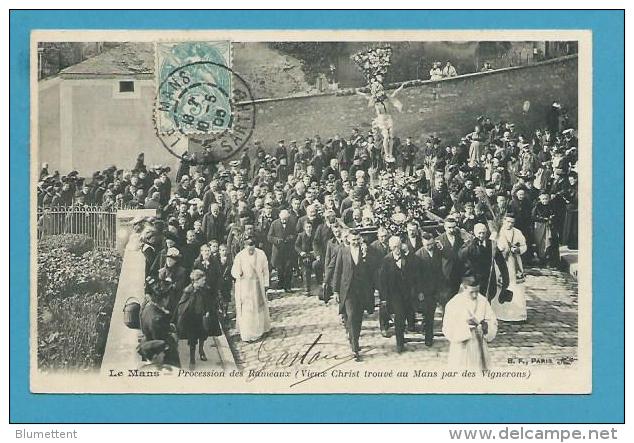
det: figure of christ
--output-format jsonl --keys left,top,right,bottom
{"left": 355, "top": 76, "right": 408, "bottom": 166}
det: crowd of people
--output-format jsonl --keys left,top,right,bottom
{"left": 38, "top": 105, "right": 579, "bottom": 370}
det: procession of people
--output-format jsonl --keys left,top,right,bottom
{"left": 38, "top": 97, "right": 579, "bottom": 369}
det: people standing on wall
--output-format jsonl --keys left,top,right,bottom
{"left": 442, "top": 61, "right": 458, "bottom": 77}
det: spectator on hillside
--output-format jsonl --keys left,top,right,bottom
{"left": 442, "top": 61, "right": 458, "bottom": 77}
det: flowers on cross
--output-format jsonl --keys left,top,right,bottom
{"left": 372, "top": 170, "right": 428, "bottom": 237}
{"left": 351, "top": 45, "right": 392, "bottom": 83}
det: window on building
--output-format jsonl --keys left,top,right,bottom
{"left": 118, "top": 81, "right": 135, "bottom": 93}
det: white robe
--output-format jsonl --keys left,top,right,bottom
{"left": 124, "top": 232, "right": 146, "bottom": 301}
{"left": 442, "top": 292, "right": 498, "bottom": 370}
{"left": 492, "top": 227, "right": 528, "bottom": 321}
{"left": 231, "top": 248, "right": 271, "bottom": 341}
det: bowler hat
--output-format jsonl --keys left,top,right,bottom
{"left": 166, "top": 247, "right": 182, "bottom": 259}
{"left": 137, "top": 340, "right": 169, "bottom": 360}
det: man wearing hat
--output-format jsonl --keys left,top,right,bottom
{"left": 275, "top": 139, "right": 288, "bottom": 164}
{"left": 400, "top": 137, "right": 418, "bottom": 176}
{"left": 158, "top": 247, "right": 189, "bottom": 314}
{"left": 252, "top": 147, "right": 267, "bottom": 178}
{"left": 281, "top": 140, "right": 295, "bottom": 173}
{"left": 136, "top": 340, "right": 179, "bottom": 372}
{"left": 140, "top": 277, "right": 180, "bottom": 367}
{"left": 442, "top": 275, "right": 498, "bottom": 370}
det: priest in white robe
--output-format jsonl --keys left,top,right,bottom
{"left": 492, "top": 213, "right": 528, "bottom": 322}
{"left": 231, "top": 236, "right": 271, "bottom": 342}
{"left": 442, "top": 276, "right": 498, "bottom": 370}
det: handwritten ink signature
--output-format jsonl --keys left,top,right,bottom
{"left": 247, "top": 331, "right": 375, "bottom": 387}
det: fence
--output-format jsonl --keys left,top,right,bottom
{"left": 37, "top": 205, "right": 118, "bottom": 249}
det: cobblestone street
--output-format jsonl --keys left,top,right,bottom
{"left": 227, "top": 266, "right": 578, "bottom": 373}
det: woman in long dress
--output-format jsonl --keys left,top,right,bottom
{"left": 124, "top": 217, "right": 148, "bottom": 302}
{"left": 176, "top": 269, "right": 215, "bottom": 368}
{"left": 562, "top": 172, "right": 578, "bottom": 249}
{"left": 491, "top": 213, "right": 528, "bottom": 322}
{"left": 231, "top": 237, "right": 271, "bottom": 342}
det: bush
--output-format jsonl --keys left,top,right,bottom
{"left": 38, "top": 291, "right": 115, "bottom": 370}
{"left": 37, "top": 244, "right": 121, "bottom": 302}
{"left": 37, "top": 237, "right": 122, "bottom": 370}
{"left": 39, "top": 234, "right": 95, "bottom": 256}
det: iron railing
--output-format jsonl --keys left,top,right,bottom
{"left": 36, "top": 205, "right": 119, "bottom": 249}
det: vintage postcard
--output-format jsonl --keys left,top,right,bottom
{"left": 30, "top": 29, "right": 591, "bottom": 393}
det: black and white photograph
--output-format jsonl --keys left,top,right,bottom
{"left": 30, "top": 30, "right": 591, "bottom": 393}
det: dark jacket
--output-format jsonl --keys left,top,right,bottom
{"left": 295, "top": 231, "right": 316, "bottom": 262}
{"left": 176, "top": 284, "right": 221, "bottom": 340}
{"left": 414, "top": 246, "right": 444, "bottom": 297}
{"left": 313, "top": 223, "right": 333, "bottom": 260}
{"left": 332, "top": 246, "right": 370, "bottom": 308}
{"left": 201, "top": 212, "right": 226, "bottom": 243}
{"left": 158, "top": 264, "right": 189, "bottom": 314}
{"left": 435, "top": 232, "right": 465, "bottom": 300}
{"left": 402, "top": 234, "right": 423, "bottom": 256}
{"left": 379, "top": 253, "right": 418, "bottom": 315}
{"left": 267, "top": 219, "right": 296, "bottom": 267}
{"left": 459, "top": 238, "right": 509, "bottom": 300}
{"left": 192, "top": 256, "right": 220, "bottom": 298}
{"left": 324, "top": 238, "right": 343, "bottom": 287}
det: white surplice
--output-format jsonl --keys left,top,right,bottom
{"left": 492, "top": 227, "right": 528, "bottom": 321}
{"left": 231, "top": 248, "right": 271, "bottom": 342}
{"left": 123, "top": 232, "right": 146, "bottom": 301}
{"left": 442, "top": 291, "right": 498, "bottom": 370}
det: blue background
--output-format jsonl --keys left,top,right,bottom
{"left": 10, "top": 10, "right": 624, "bottom": 423}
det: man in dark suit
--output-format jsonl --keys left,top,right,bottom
{"left": 431, "top": 178, "right": 453, "bottom": 218}
{"left": 400, "top": 137, "right": 418, "bottom": 176}
{"left": 402, "top": 221, "right": 423, "bottom": 257}
{"left": 509, "top": 188, "right": 534, "bottom": 259}
{"left": 370, "top": 227, "right": 391, "bottom": 337}
{"left": 435, "top": 217, "right": 465, "bottom": 306}
{"left": 379, "top": 236, "right": 419, "bottom": 353}
{"left": 459, "top": 223, "right": 509, "bottom": 300}
{"left": 312, "top": 211, "right": 335, "bottom": 287}
{"left": 295, "top": 220, "right": 316, "bottom": 295}
{"left": 202, "top": 203, "right": 226, "bottom": 243}
{"left": 274, "top": 139, "right": 288, "bottom": 164}
{"left": 415, "top": 233, "right": 444, "bottom": 346}
{"left": 333, "top": 230, "right": 370, "bottom": 361}
{"left": 140, "top": 277, "right": 180, "bottom": 367}
{"left": 268, "top": 209, "right": 296, "bottom": 292}
{"left": 323, "top": 224, "right": 344, "bottom": 304}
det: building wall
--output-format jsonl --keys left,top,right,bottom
{"left": 39, "top": 78, "right": 183, "bottom": 175}
{"left": 37, "top": 78, "right": 62, "bottom": 172}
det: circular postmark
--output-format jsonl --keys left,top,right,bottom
{"left": 153, "top": 61, "right": 256, "bottom": 163}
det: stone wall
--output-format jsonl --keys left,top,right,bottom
{"left": 245, "top": 55, "right": 578, "bottom": 153}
